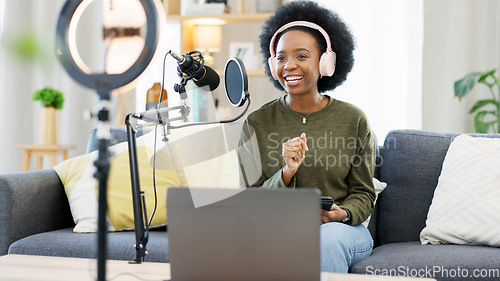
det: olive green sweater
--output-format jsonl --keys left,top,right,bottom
{"left": 238, "top": 96, "right": 376, "bottom": 225}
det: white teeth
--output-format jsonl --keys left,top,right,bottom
{"left": 285, "top": 76, "right": 303, "bottom": 81}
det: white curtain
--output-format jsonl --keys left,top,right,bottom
{"left": 317, "top": 0, "right": 424, "bottom": 143}
{"left": 422, "top": 0, "right": 500, "bottom": 133}
{"left": 0, "top": 0, "right": 97, "bottom": 174}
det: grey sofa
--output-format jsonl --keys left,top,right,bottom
{"left": 350, "top": 130, "right": 500, "bottom": 280}
{"left": 1, "top": 129, "right": 500, "bottom": 280}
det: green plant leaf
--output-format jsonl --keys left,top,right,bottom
{"left": 474, "top": 110, "right": 497, "bottom": 133}
{"left": 478, "top": 69, "right": 496, "bottom": 82}
{"left": 32, "top": 87, "right": 65, "bottom": 109}
{"left": 468, "top": 99, "right": 499, "bottom": 114}
{"left": 454, "top": 72, "right": 482, "bottom": 100}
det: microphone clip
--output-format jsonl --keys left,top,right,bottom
{"left": 173, "top": 50, "right": 205, "bottom": 100}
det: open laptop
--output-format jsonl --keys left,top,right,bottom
{"left": 166, "top": 187, "right": 323, "bottom": 281}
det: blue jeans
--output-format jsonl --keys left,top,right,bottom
{"left": 320, "top": 222, "right": 373, "bottom": 273}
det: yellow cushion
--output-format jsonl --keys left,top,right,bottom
{"left": 55, "top": 131, "right": 181, "bottom": 233}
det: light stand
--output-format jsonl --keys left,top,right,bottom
{"left": 55, "top": 1, "right": 160, "bottom": 280}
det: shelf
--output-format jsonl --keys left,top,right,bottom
{"left": 217, "top": 69, "right": 265, "bottom": 77}
{"left": 162, "top": 1, "right": 270, "bottom": 77}
{"left": 166, "top": 13, "right": 272, "bottom": 25}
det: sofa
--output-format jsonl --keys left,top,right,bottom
{"left": 1, "top": 128, "right": 499, "bottom": 280}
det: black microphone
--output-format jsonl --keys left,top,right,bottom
{"left": 169, "top": 50, "right": 220, "bottom": 91}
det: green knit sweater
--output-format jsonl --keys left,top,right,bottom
{"left": 238, "top": 96, "right": 376, "bottom": 225}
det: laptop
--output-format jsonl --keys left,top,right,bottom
{"left": 166, "top": 187, "right": 322, "bottom": 281}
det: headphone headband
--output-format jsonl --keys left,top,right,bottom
{"left": 267, "top": 20, "right": 336, "bottom": 79}
{"left": 268, "top": 21, "right": 333, "bottom": 56}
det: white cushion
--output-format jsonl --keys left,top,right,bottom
{"left": 362, "top": 178, "right": 387, "bottom": 227}
{"left": 420, "top": 134, "right": 500, "bottom": 246}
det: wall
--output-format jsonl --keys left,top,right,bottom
{"left": 1, "top": 0, "right": 499, "bottom": 174}
{"left": 423, "top": 0, "right": 500, "bottom": 133}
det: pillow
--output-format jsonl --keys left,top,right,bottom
{"left": 420, "top": 134, "right": 500, "bottom": 246}
{"left": 55, "top": 130, "right": 181, "bottom": 233}
{"left": 161, "top": 123, "right": 243, "bottom": 207}
{"left": 362, "top": 178, "right": 387, "bottom": 227}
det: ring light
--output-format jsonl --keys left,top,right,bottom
{"left": 56, "top": 0, "right": 159, "bottom": 99}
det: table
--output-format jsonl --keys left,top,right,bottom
{"left": 0, "top": 254, "right": 436, "bottom": 281}
{"left": 16, "top": 144, "right": 76, "bottom": 171}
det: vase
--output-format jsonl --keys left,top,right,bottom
{"left": 38, "top": 106, "right": 57, "bottom": 145}
{"left": 146, "top": 82, "right": 168, "bottom": 110}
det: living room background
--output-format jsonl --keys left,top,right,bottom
{"left": 0, "top": 0, "right": 499, "bottom": 174}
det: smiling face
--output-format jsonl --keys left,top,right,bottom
{"left": 275, "top": 29, "right": 322, "bottom": 97}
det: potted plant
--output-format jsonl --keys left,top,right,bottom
{"left": 32, "top": 87, "right": 65, "bottom": 144}
{"left": 454, "top": 69, "right": 500, "bottom": 133}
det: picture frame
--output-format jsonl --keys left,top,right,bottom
{"left": 181, "top": 0, "right": 229, "bottom": 15}
{"left": 229, "top": 42, "right": 257, "bottom": 70}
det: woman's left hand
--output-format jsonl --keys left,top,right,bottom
{"left": 321, "top": 204, "right": 349, "bottom": 224}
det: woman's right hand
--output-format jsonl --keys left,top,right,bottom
{"left": 282, "top": 133, "right": 308, "bottom": 185}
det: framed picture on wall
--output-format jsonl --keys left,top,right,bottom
{"left": 181, "top": 0, "right": 229, "bottom": 15}
{"left": 229, "top": 42, "right": 257, "bottom": 69}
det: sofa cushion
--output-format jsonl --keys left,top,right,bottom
{"left": 375, "top": 130, "right": 457, "bottom": 245}
{"left": 420, "top": 134, "right": 500, "bottom": 246}
{"left": 8, "top": 227, "right": 169, "bottom": 262}
{"left": 374, "top": 130, "right": 500, "bottom": 246}
{"left": 55, "top": 130, "right": 181, "bottom": 232}
{"left": 350, "top": 241, "right": 500, "bottom": 281}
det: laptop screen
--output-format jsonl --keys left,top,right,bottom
{"left": 167, "top": 187, "right": 321, "bottom": 281}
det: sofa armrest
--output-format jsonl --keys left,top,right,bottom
{"left": 0, "top": 169, "right": 74, "bottom": 255}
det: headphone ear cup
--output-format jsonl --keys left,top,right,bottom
{"left": 268, "top": 56, "right": 278, "bottom": 80}
{"left": 319, "top": 51, "right": 336, "bottom": 77}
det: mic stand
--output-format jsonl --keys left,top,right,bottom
{"left": 125, "top": 90, "right": 249, "bottom": 263}
{"left": 125, "top": 104, "right": 190, "bottom": 263}
{"left": 125, "top": 114, "right": 147, "bottom": 264}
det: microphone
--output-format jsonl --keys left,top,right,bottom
{"left": 169, "top": 50, "right": 220, "bottom": 91}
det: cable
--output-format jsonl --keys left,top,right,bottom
{"left": 148, "top": 125, "right": 159, "bottom": 227}
{"left": 158, "top": 51, "right": 170, "bottom": 107}
{"left": 145, "top": 50, "right": 171, "bottom": 230}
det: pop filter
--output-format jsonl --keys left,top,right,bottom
{"left": 224, "top": 57, "right": 249, "bottom": 107}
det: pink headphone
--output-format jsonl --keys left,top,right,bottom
{"left": 268, "top": 21, "right": 336, "bottom": 80}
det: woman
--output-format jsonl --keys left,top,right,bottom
{"left": 238, "top": 0, "right": 376, "bottom": 273}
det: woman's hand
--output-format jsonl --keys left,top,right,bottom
{"left": 282, "top": 132, "right": 308, "bottom": 172}
{"left": 282, "top": 133, "right": 308, "bottom": 185}
{"left": 321, "top": 204, "right": 349, "bottom": 224}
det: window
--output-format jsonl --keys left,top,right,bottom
{"left": 0, "top": 0, "right": 5, "bottom": 42}
{"left": 318, "top": 0, "right": 424, "bottom": 142}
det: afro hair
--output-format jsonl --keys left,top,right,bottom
{"left": 259, "top": 0, "right": 355, "bottom": 93}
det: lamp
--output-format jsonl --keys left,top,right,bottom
{"left": 194, "top": 25, "right": 221, "bottom": 66}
